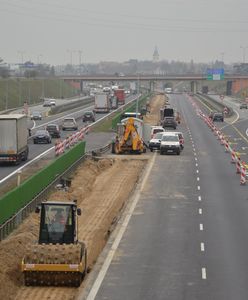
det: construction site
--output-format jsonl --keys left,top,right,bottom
{"left": 0, "top": 94, "right": 166, "bottom": 300}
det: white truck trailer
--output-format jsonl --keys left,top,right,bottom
{"left": 0, "top": 114, "right": 29, "bottom": 164}
{"left": 94, "top": 93, "right": 110, "bottom": 113}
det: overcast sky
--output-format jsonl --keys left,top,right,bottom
{"left": 1, "top": 0, "right": 248, "bottom": 65}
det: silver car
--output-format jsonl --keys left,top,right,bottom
{"left": 62, "top": 117, "right": 78, "bottom": 131}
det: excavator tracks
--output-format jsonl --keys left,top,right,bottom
{"left": 23, "top": 243, "right": 86, "bottom": 287}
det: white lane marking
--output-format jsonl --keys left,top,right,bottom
{"left": 197, "top": 177, "right": 200, "bottom": 181}
{"left": 198, "top": 196, "right": 202, "bottom": 201}
{"left": 202, "top": 268, "right": 207, "bottom": 279}
{"left": 231, "top": 109, "right": 240, "bottom": 125}
{"left": 86, "top": 153, "right": 157, "bottom": 300}
{"left": 195, "top": 157, "right": 198, "bottom": 161}
{"left": 194, "top": 152, "right": 197, "bottom": 156}
{"left": 197, "top": 186, "right": 201, "bottom": 190}
{"left": 200, "top": 223, "right": 204, "bottom": 231}
{"left": 201, "top": 243, "right": 205, "bottom": 252}
{"left": 199, "top": 208, "right": 202, "bottom": 215}
{"left": 196, "top": 163, "right": 198, "bottom": 167}
{"left": 196, "top": 170, "right": 199, "bottom": 173}
{"left": 0, "top": 147, "right": 54, "bottom": 184}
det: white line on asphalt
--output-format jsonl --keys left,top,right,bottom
{"left": 196, "top": 170, "right": 199, "bottom": 173}
{"left": 198, "top": 196, "right": 202, "bottom": 201}
{"left": 195, "top": 157, "right": 198, "bottom": 161}
{"left": 85, "top": 153, "right": 157, "bottom": 300}
{"left": 200, "top": 224, "right": 204, "bottom": 231}
{"left": 202, "top": 268, "right": 207, "bottom": 279}
{"left": 201, "top": 243, "right": 205, "bottom": 252}
{"left": 197, "top": 186, "right": 201, "bottom": 190}
{"left": 197, "top": 177, "right": 200, "bottom": 181}
{"left": 196, "top": 163, "right": 198, "bottom": 167}
{"left": 199, "top": 208, "right": 202, "bottom": 215}
{"left": 194, "top": 152, "right": 197, "bottom": 156}
{"left": 0, "top": 147, "right": 54, "bottom": 184}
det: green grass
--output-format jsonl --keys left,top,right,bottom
{"left": 0, "top": 78, "right": 79, "bottom": 111}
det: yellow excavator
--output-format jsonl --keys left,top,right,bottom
{"left": 113, "top": 117, "right": 145, "bottom": 154}
{"left": 21, "top": 200, "right": 87, "bottom": 287}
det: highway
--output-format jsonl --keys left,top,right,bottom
{"left": 83, "top": 93, "right": 248, "bottom": 300}
{"left": 0, "top": 95, "right": 137, "bottom": 182}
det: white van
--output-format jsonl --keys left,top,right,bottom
{"left": 160, "top": 132, "right": 180, "bottom": 155}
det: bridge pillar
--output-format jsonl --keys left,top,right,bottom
{"left": 226, "top": 81, "right": 232, "bottom": 96}
{"left": 190, "top": 81, "right": 197, "bottom": 94}
{"left": 149, "top": 81, "right": 155, "bottom": 92}
{"left": 80, "top": 80, "right": 83, "bottom": 93}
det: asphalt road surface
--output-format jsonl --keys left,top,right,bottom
{"left": 83, "top": 93, "right": 248, "bottom": 300}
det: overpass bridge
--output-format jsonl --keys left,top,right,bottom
{"left": 61, "top": 74, "right": 248, "bottom": 95}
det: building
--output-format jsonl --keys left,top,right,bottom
{"left": 153, "top": 46, "right": 159, "bottom": 62}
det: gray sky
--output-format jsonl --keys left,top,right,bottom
{"left": 1, "top": 0, "right": 248, "bottom": 65}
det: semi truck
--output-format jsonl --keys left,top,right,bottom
{"left": 0, "top": 114, "right": 29, "bottom": 164}
{"left": 94, "top": 93, "right": 110, "bottom": 113}
{"left": 114, "top": 89, "right": 125, "bottom": 105}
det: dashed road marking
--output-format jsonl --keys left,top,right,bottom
{"left": 202, "top": 268, "right": 207, "bottom": 279}
{"left": 197, "top": 177, "right": 200, "bottom": 181}
{"left": 198, "top": 196, "right": 202, "bottom": 201}
{"left": 199, "top": 208, "right": 202, "bottom": 214}
{"left": 196, "top": 170, "right": 199, "bottom": 173}
{"left": 201, "top": 242, "right": 205, "bottom": 252}
{"left": 200, "top": 223, "right": 204, "bottom": 231}
{"left": 197, "top": 186, "right": 201, "bottom": 190}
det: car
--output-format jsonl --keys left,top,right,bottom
{"left": 171, "top": 131, "right": 184, "bottom": 149}
{"left": 150, "top": 126, "right": 165, "bottom": 139}
{"left": 160, "top": 132, "right": 181, "bottom": 155}
{"left": 240, "top": 103, "right": 248, "bottom": 109}
{"left": 162, "top": 117, "right": 177, "bottom": 129}
{"left": 43, "top": 99, "right": 56, "bottom": 107}
{"left": 33, "top": 130, "right": 51, "bottom": 144}
{"left": 149, "top": 132, "right": 164, "bottom": 152}
{"left": 62, "top": 117, "right": 78, "bottom": 130}
{"left": 82, "top": 111, "right": 95, "bottom": 122}
{"left": 31, "top": 111, "right": 42, "bottom": 120}
{"left": 49, "top": 99, "right": 56, "bottom": 106}
{"left": 212, "top": 112, "right": 224, "bottom": 122}
{"left": 46, "top": 124, "right": 61, "bottom": 138}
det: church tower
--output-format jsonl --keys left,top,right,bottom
{"left": 153, "top": 46, "right": 159, "bottom": 62}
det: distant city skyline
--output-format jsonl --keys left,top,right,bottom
{"left": 1, "top": 0, "right": 248, "bottom": 65}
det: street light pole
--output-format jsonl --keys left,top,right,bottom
{"left": 136, "top": 75, "right": 140, "bottom": 116}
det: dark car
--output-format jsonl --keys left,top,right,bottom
{"left": 33, "top": 130, "right": 52, "bottom": 144}
{"left": 212, "top": 112, "right": 224, "bottom": 122}
{"left": 240, "top": 103, "right": 248, "bottom": 109}
{"left": 162, "top": 117, "right": 177, "bottom": 129}
{"left": 46, "top": 124, "right": 61, "bottom": 138}
{"left": 31, "top": 111, "right": 42, "bottom": 120}
{"left": 82, "top": 111, "right": 95, "bottom": 122}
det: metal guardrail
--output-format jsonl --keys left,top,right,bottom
{"left": 195, "top": 93, "right": 233, "bottom": 117}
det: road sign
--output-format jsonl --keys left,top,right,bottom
{"left": 207, "top": 68, "right": 224, "bottom": 80}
